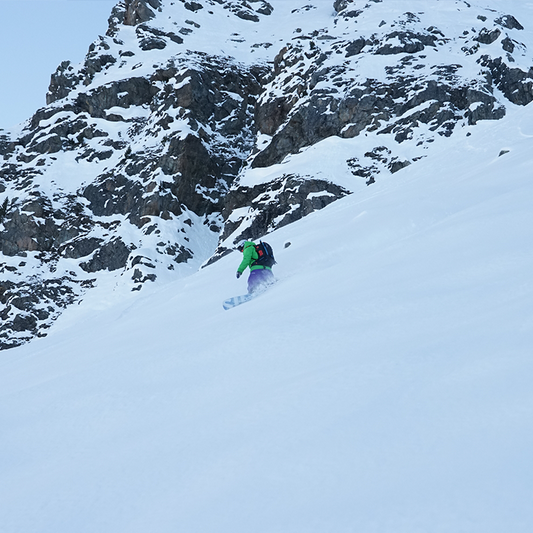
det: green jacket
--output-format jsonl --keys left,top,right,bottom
{"left": 237, "top": 241, "right": 272, "bottom": 274}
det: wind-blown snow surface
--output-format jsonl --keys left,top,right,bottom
{"left": 2, "top": 101, "right": 533, "bottom": 531}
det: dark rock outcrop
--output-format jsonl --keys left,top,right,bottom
{"left": 479, "top": 56, "right": 533, "bottom": 105}
{"left": 208, "top": 175, "right": 350, "bottom": 264}
{"left": 0, "top": 276, "right": 95, "bottom": 350}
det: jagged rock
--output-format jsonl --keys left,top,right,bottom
{"left": 495, "top": 15, "right": 524, "bottom": 31}
{"left": 0, "top": 277, "right": 94, "bottom": 350}
{"left": 346, "top": 38, "right": 366, "bottom": 57}
{"left": 159, "top": 134, "right": 220, "bottom": 215}
{"left": 208, "top": 175, "right": 349, "bottom": 265}
{"left": 0, "top": 192, "right": 93, "bottom": 258}
{"left": 389, "top": 159, "right": 412, "bottom": 173}
{"left": 29, "top": 134, "right": 63, "bottom": 155}
{"left": 476, "top": 28, "right": 502, "bottom": 45}
{"left": 124, "top": 0, "right": 160, "bottom": 26}
{"left": 0, "top": 133, "right": 14, "bottom": 159}
{"left": 333, "top": 0, "right": 351, "bottom": 13}
{"left": 47, "top": 61, "right": 82, "bottom": 104}
{"left": 75, "top": 77, "right": 158, "bottom": 118}
{"left": 501, "top": 37, "right": 515, "bottom": 54}
{"left": 251, "top": 1, "right": 274, "bottom": 16}
{"left": 252, "top": 11, "right": 517, "bottom": 168}
{"left": 83, "top": 171, "right": 184, "bottom": 227}
{"left": 375, "top": 31, "right": 438, "bottom": 55}
{"left": 253, "top": 70, "right": 504, "bottom": 166}
{"left": 235, "top": 9, "right": 259, "bottom": 22}
{"left": 138, "top": 33, "right": 166, "bottom": 50}
{"left": 347, "top": 146, "right": 412, "bottom": 185}
{"left": 61, "top": 237, "right": 102, "bottom": 259}
{"left": 84, "top": 52, "right": 117, "bottom": 81}
{"left": 136, "top": 24, "right": 183, "bottom": 50}
{"left": 184, "top": 2, "right": 203, "bottom": 13}
{"left": 80, "top": 238, "right": 132, "bottom": 272}
{"left": 254, "top": 97, "right": 293, "bottom": 136}
{"left": 1, "top": 208, "right": 50, "bottom": 256}
{"left": 480, "top": 56, "right": 533, "bottom": 105}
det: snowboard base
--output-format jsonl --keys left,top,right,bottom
{"left": 222, "top": 292, "right": 258, "bottom": 310}
{"left": 223, "top": 284, "right": 273, "bottom": 310}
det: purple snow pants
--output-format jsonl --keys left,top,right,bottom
{"left": 247, "top": 268, "right": 275, "bottom": 294}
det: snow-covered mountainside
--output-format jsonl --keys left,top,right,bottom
{"left": 1, "top": 0, "right": 533, "bottom": 346}
{"left": 1, "top": 2, "right": 533, "bottom": 531}
{"left": 1, "top": 90, "right": 532, "bottom": 533}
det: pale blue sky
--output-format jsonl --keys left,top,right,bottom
{"left": 0, "top": 0, "right": 118, "bottom": 130}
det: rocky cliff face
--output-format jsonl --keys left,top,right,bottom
{"left": 1, "top": 0, "right": 532, "bottom": 349}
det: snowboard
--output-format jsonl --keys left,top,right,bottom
{"left": 223, "top": 284, "right": 274, "bottom": 310}
{"left": 222, "top": 292, "right": 259, "bottom": 310}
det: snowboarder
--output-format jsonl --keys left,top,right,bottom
{"left": 236, "top": 240, "right": 275, "bottom": 294}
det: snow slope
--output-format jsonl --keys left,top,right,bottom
{"left": 1, "top": 94, "right": 532, "bottom": 532}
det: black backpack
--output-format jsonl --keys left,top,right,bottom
{"left": 252, "top": 241, "right": 276, "bottom": 268}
